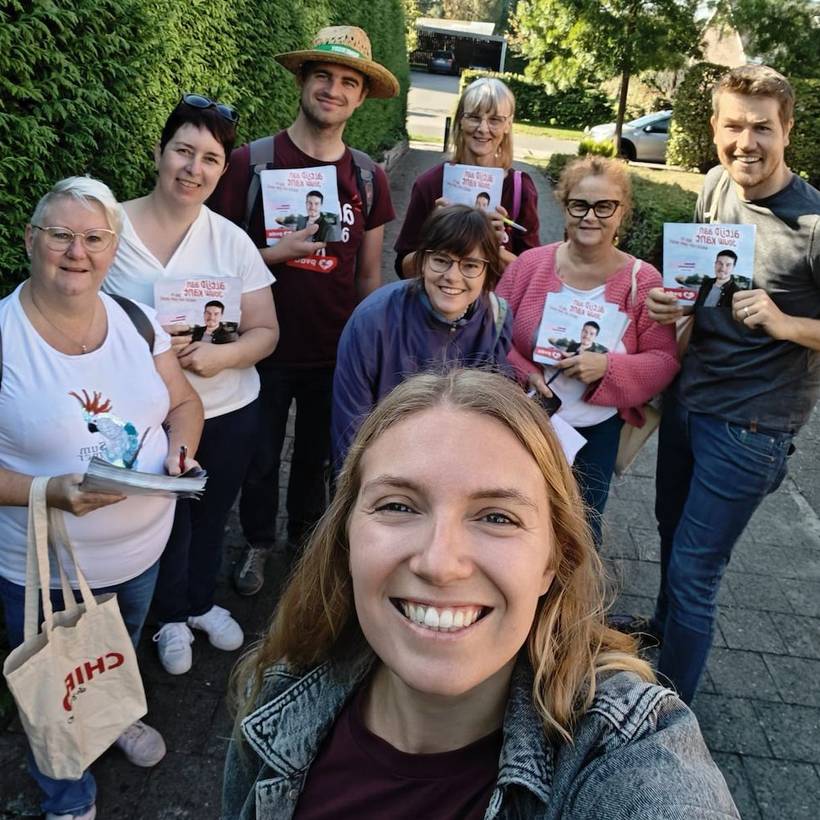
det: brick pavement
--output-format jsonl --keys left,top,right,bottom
{"left": 2, "top": 146, "right": 819, "bottom": 818}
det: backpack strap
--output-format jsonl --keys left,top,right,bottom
{"left": 488, "top": 292, "right": 509, "bottom": 341}
{"left": 703, "top": 169, "right": 730, "bottom": 224}
{"left": 242, "top": 135, "right": 277, "bottom": 233}
{"left": 512, "top": 169, "right": 523, "bottom": 223}
{"left": 110, "top": 294, "right": 155, "bottom": 353}
{"left": 348, "top": 147, "right": 376, "bottom": 220}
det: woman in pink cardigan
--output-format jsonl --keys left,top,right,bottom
{"left": 496, "top": 157, "right": 679, "bottom": 544}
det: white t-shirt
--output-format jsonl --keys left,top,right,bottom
{"left": 542, "top": 284, "right": 622, "bottom": 429}
{"left": 104, "top": 206, "right": 274, "bottom": 419}
{"left": 0, "top": 287, "right": 175, "bottom": 588}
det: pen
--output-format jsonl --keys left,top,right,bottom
{"left": 179, "top": 445, "right": 187, "bottom": 473}
{"left": 500, "top": 215, "right": 527, "bottom": 233}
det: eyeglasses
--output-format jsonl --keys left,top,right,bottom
{"left": 32, "top": 225, "right": 117, "bottom": 253}
{"left": 565, "top": 199, "right": 621, "bottom": 219}
{"left": 182, "top": 93, "right": 240, "bottom": 124}
{"left": 425, "top": 251, "right": 488, "bottom": 278}
{"left": 462, "top": 112, "right": 509, "bottom": 133}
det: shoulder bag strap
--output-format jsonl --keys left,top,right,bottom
{"left": 109, "top": 294, "right": 154, "bottom": 353}
{"left": 512, "top": 169, "right": 522, "bottom": 223}
{"left": 630, "top": 257, "right": 641, "bottom": 308}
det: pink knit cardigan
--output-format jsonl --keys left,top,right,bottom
{"left": 496, "top": 242, "right": 680, "bottom": 427}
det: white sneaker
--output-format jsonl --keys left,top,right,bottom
{"left": 46, "top": 807, "right": 96, "bottom": 820}
{"left": 188, "top": 605, "right": 244, "bottom": 651}
{"left": 115, "top": 719, "right": 166, "bottom": 767}
{"left": 152, "top": 622, "right": 194, "bottom": 674}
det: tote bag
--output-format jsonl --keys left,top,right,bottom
{"left": 2, "top": 477, "right": 147, "bottom": 780}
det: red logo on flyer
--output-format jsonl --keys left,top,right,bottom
{"left": 287, "top": 256, "right": 338, "bottom": 273}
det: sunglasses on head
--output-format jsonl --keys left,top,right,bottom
{"left": 181, "top": 93, "right": 240, "bottom": 124}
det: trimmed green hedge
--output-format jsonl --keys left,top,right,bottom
{"left": 544, "top": 154, "right": 697, "bottom": 269}
{"left": 459, "top": 69, "right": 613, "bottom": 130}
{"left": 666, "top": 62, "right": 727, "bottom": 173}
{"left": 788, "top": 79, "right": 820, "bottom": 189}
{"left": 0, "top": 0, "right": 409, "bottom": 294}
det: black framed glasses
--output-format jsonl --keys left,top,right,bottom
{"left": 565, "top": 199, "right": 621, "bottom": 219}
{"left": 182, "top": 93, "right": 240, "bottom": 124}
{"left": 32, "top": 225, "right": 117, "bottom": 253}
{"left": 425, "top": 251, "right": 488, "bottom": 278}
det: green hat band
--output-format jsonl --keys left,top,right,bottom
{"left": 313, "top": 43, "right": 367, "bottom": 61}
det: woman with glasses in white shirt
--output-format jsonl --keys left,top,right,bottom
{"left": 394, "top": 78, "right": 540, "bottom": 277}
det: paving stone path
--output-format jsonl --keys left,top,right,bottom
{"left": 2, "top": 146, "right": 818, "bottom": 818}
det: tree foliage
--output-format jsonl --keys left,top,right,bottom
{"left": 510, "top": 0, "right": 702, "bottom": 150}
{"left": 511, "top": 0, "right": 701, "bottom": 88}
{"left": 710, "top": 0, "right": 820, "bottom": 79}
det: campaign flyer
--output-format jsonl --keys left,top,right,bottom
{"left": 259, "top": 166, "right": 342, "bottom": 247}
{"left": 534, "top": 289, "right": 629, "bottom": 364}
{"left": 662, "top": 223, "right": 756, "bottom": 307}
{"left": 442, "top": 163, "right": 504, "bottom": 212}
{"left": 154, "top": 277, "right": 242, "bottom": 344}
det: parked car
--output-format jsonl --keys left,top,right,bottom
{"left": 584, "top": 110, "right": 672, "bottom": 163}
{"left": 429, "top": 50, "right": 458, "bottom": 75}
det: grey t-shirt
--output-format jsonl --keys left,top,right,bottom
{"left": 675, "top": 165, "right": 820, "bottom": 433}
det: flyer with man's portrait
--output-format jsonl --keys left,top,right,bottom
{"left": 534, "top": 290, "right": 629, "bottom": 364}
{"left": 259, "top": 166, "right": 342, "bottom": 247}
{"left": 154, "top": 277, "right": 242, "bottom": 344}
{"left": 663, "top": 223, "right": 756, "bottom": 308}
{"left": 442, "top": 163, "right": 504, "bottom": 212}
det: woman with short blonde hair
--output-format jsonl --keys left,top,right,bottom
{"left": 224, "top": 369, "right": 736, "bottom": 820}
{"left": 394, "top": 77, "right": 541, "bottom": 277}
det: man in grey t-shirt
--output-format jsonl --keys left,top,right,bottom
{"left": 638, "top": 66, "right": 820, "bottom": 704}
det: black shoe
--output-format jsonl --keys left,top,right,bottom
{"left": 607, "top": 614, "right": 662, "bottom": 650}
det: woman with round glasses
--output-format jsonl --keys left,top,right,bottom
{"left": 104, "top": 96, "right": 279, "bottom": 676}
{"left": 0, "top": 176, "right": 204, "bottom": 819}
{"left": 224, "top": 369, "right": 738, "bottom": 820}
{"left": 497, "top": 157, "right": 679, "bottom": 545}
{"left": 331, "top": 205, "right": 511, "bottom": 468}
{"left": 394, "top": 77, "right": 540, "bottom": 276}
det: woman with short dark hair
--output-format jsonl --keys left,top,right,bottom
{"left": 104, "top": 96, "right": 279, "bottom": 676}
{"left": 331, "top": 205, "right": 511, "bottom": 468}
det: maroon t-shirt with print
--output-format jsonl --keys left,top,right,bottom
{"left": 293, "top": 685, "right": 502, "bottom": 820}
{"left": 209, "top": 131, "right": 395, "bottom": 368}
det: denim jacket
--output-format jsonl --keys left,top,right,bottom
{"left": 223, "top": 654, "right": 739, "bottom": 819}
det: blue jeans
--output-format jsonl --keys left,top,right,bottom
{"left": 653, "top": 397, "right": 793, "bottom": 704}
{"left": 0, "top": 560, "right": 159, "bottom": 816}
{"left": 574, "top": 413, "right": 625, "bottom": 547}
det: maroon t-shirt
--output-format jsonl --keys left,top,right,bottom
{"left": 393, "top": 162, "right": 541, "bottom": 276}
{"left": 209, "top": 131, "right": 395, "bottom": 368}
{"left": 294, "top": 686, "right": 502, "bottom": 820}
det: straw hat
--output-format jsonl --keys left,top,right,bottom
{"left": 275, "top": 26, "right": 399, "bottom": 99}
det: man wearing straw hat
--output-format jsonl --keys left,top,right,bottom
{"left": 209, "top": 26, "right": 399, "bottom": 597}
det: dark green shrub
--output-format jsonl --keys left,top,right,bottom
{"left": 788, "top": 79, "right": 820, "bottom": 189}
{"left": 666, "top": 62, "right": 726, "bottom": 172}
{"left": 0, "top": 0, "right": 408, "bottom": 295}
{"left": 542, "top": 154, "right": 697, "bottom": 269}
{"left": 460, "top": 70, "right": 613, "bottom": 130}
